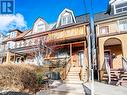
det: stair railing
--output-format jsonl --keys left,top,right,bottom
{"left": 122, "top": 56, "right": 127, "bottom": 71}
{"left": 65, "top": 57, "right": 71, "bottom": 79}
{"left": 104, "top": 59, "right": 111, "bottom": 84}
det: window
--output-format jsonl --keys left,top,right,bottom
{"left": 37, "top": 23, "right": 45, "bottom": 32}
{"left": 7, "top": 42, "right": 10, "bottom": 49}
{"left": 99, "top": 26, "right": 109, "bottom": 35}
{"left": 115, "top": 2, "right": 127, "bottom": 14}
{"left": 61, "top": 15, "right": 72, "bottom": 25}
{"left": 7, "top": 41, "right": 15, "bottom": 49}
{"left": 33, "top": 20, "right": 46, "bottom": 33}
{"left": 10, "top": 32, "right": 16, "bottom": 38}
{"left": 56, "top": 49, "right": 69, "bottom": 58}
{"left": 67, "top": 16, "right": 72, "bottom": 23}
{"left": 119, "top": 19, "right": 127, "bottom": 31}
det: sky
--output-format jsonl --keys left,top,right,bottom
{"left": 0, "top": 0, "right": 109, "bottom": 35}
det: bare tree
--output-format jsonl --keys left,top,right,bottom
{"left": 33, "top": 35, "right": 55, "bottom": 66}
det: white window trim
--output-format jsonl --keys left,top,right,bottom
{"left": 114, "top": 3, "right": 127, "bottom": 14}
{"left": 56, "top": 8, "right": 76, "bottom": 27}
{"left": 33, "top": 18, "right": 48, "bottom": 34}
{"left": 99, "top": 26, "right": 109, "bottom": 35}
{"left": 118, "top": 19, "right": 127, "bottom": 32}
{"left": 61, "top": 15, "right": 73, "bottom": 25}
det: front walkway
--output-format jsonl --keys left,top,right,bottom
{"left": 84, "top": 81, "right": 127, "bottom": 95}
{"left": 36, "top": 80, "right": 86, "bottom": 95}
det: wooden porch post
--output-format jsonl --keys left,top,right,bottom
{"left": 70, "top": 44, "right": 72, "bottom": 64}
{"left": 14, "top": 53, "right": 16, "bottom": 63}
{"left": 6, "top": 51, "right": 10, "bottom": 64}
{"left": 83, "top": 41, "right": 89, "bottom": 82}
{"left": 84, "top": 41, "right": 88, "bottom": 67}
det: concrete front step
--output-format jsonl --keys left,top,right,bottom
{"left": 102, "top": 78, "right": 118, "bottom": 81}
{"left": 63, "top": 80, "right": 83, "bottom": 84}
{"left": 69, "top": 72, "right": 80, "bottom": 74}
{"left": 69, "top": 71, "right": 80, "bottom": 72}
{"left": 68, "top": 73, "right": 80, "bottom": 74}
{"left": 121, "top": 74, "right": 127, "bottom": 77}
{"left": 65, "top": 79, "right": 81, "bottom": 81}
{"left": 70, "top": 69, "right": 81, "bottom": 70}
{"left": 68, "top": 71, "right": 80, "bottom": 73}
{"left": 67, "top": 75, "right": 79, "bottom": 78}
{"left": 67, "top": 74, "right": 80, "bottom": 76}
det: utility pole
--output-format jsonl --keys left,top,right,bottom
{"left": 88, "top": 0, "right": 96, "bottom": 95}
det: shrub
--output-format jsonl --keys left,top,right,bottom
{"left": 0, "top": 64, "right": 37, "bottom": 92}
{"left": 36, "top": 74, "right": 44, "bottom": 84}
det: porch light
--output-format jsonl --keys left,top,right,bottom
{"left": 112, "top": 53, "right": 116, "bottom": 58}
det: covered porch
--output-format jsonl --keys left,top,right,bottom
{"left": 104, "top": 38, "right": 123, "bottom": 69}
{"left": 98, "top": 34, "right": 127, "bottom": 85}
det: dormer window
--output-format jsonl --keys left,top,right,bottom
{"left": 115, "top": 2, "right": 127, "bottom": 14}
{"left": 56, "top": 8, "right": 76, "bottom": 27}
{"left": 33, "top": 18, "right": 48, "bottom": 34}
{"left": 10, "top": 32, "right": 16, "bottom": 38}
{"left": 37, "top": 23, "right": 45, "bottom": 32}
{"left": 61, "top": 15, "right": 72, "bottom": 25}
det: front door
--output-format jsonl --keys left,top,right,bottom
{"left": 78, "top": 51, "right": 85, "bottom": 67}
{"left": 104, "top": 51, "right": 112, "bottom": 68}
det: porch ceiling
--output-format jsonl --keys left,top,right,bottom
{"left": 104, "top": 38, "right": 121, "bottom": 46}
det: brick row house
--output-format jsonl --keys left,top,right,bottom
{"left": 1, "top": 0, "right": 127, "bottom": 85}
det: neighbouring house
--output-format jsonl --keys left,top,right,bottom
{"left": 0, "top": 32, "right": 6, "bottom": 64}
{"left": 95, "top": 0, "right": 127, "bottom": 85}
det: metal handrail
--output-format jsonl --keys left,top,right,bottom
{"left": 122, "top": 56, "right": 127, "bottom": 71}
{"left": 104, "top": 59, "right": 111, "bottom": 84}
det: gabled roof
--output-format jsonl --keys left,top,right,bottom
{"left": 33, "top": 17, "right": 48, "bottom": 27}
{"left": 3, "top": 30, "right": 31, "bottom": 43}
{"left": 94, "top": 6, "right": 127, "bottom": 22}
{"left": 0, "top": 32, "right": 5, "bottom": 37}
{"left": 9, "top": 29, "right": 23, "bottom": 33}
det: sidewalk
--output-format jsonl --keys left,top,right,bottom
{"left": 84, "top": 81, "right": 127, "bottom": 95}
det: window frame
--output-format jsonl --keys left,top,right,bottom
{"left": 99, "top": 26, "right": 109, "bottom": 35}
{"left": 114, "top": 2, "right": 127, "bottom": 14}
{"left": 118, "top": 19, "right": 127, "bottom": 32}
{"left": 61, "top": 14, "right": 73, "bottom": 26}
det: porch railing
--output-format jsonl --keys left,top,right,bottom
{"left": 122, "top": 56, "right": 127, "bottom": 71}
{"left": 104, "top": 59, "right": 111, "bottom": 84}
{"left": 44, "top": 57, "right": 71, "bottom": 80}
